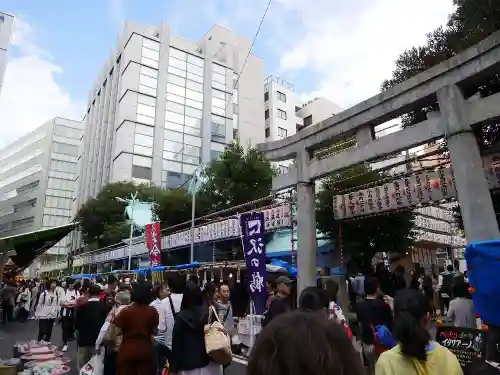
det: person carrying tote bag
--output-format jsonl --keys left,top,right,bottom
{"left": 204, "top": 305, "right": 232, "bottom": 366}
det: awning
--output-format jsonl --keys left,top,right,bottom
{"left": 0, "top": 223, "right": 76, "bottom": 275}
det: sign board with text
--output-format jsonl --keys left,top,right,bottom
{"left": 436, "top": 326, "right": 485, "bottom": 369}
{"left": 334, "top": 156, "right": 500, "bottom": 220}
{"left": 72, "top": 204, "right": 291, "bottom": 267}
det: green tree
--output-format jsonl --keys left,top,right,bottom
{"left": 316, "top": 165, "right": 415, "bottom": 269}
{"left": 75, "top": 181, "right": 167, "bottom": 249}
{"left": 198, "top": 141, "right": 276, "bottom": 211}
{"left": 191, "top": 141, "right": 277, "bottom": 260}
{"left": 382, "top": 0, "right": 500, "bottom": 231}
{"left": 153, "top": 188, "right": 200, "bottom": 229}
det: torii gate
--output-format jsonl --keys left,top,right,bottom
{"left": 258, "top": 31, "right": 500, "bottom": 295}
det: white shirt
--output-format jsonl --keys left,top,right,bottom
{"left": 35, "top": 290, "right": 60, "bottom": 319}
{"left": 159, "top": 293, "right": 182, "bottom": 349}
{"left": 60, "top": 289, "right": 80, "bottom": 317}
{"left": 150, "top": 298, "right": 167, "bottom": 345}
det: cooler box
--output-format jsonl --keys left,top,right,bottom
{"left": 465, "top": 240, "right": 500, "bottom": 326}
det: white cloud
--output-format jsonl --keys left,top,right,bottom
{"left": 276, "top": 0, "right": 456, "bottom": 108}
{"left": 0, "top": 19, "right": 83, "bottom": 148}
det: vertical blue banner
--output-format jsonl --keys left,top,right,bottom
{"left": 240, "top": 211, "right": 268, "bottom": 314}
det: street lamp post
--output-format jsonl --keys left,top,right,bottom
{"left": 116, "top": 191, "right": 138, "bottom": 271}
{"left": 188, "top": 166, "right": 203, "bottom": 264}
{"left": 190, "top": 190, "right": 195, "bottom": 264}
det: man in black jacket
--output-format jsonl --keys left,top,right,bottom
{"left": 75, "top": 284, "right": 108, "bottom": 370}
{"left": 262, "top": 276, "right": 292, "bottom": 327}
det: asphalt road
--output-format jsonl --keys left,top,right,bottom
{"left": 0, "top": 320, "right": 247, "bottom": 375}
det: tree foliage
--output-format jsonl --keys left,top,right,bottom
{"left": 75, "top": 182, "right": 166, "bottom": 249}
{"left": 382, "top": 0, "right": 500, "bottom": 138}
{"left": 316, "top": 165, "right": 415, "bottom": 268}
{"left": 382, "top": 0, "right": 500, "bottom": 231}
{"left": 197, "top": 141, "right": 276, "bottom": 212}
{"left": 75, "top": 142, "right": 277, "bottom": 254}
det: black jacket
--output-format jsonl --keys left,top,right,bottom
{"left": 74, "top": 298, "right": 108, "bottom": 347}
{"left": 171, "top": 305, "right": 213, "bottom": 372}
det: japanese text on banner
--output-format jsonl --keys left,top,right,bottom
{"left": 145, "top": 222, "right": 162, "bottom": 266}
{"left": 240, "top": 212, "right": 268, "bottom": 315}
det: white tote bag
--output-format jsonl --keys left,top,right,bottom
{"left": 204, "top": 305, "right": 232, "bottom": 365}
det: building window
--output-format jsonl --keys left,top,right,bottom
{"left": 164, "top": 171, "right": 191, "bottom": 189}
{"left": 277, "top": 91, "right": 286, "bottom": 102}
{"left": 304, "top": 115, "right": 313, "bottom": 127}
{"left": 52, "top": 142, "right": 78, "bottom": 156}
{"left": 277, "top": 127, "right": 287, "bottom": 138}
{"left": 264, "top": 109, "right": 269, "bottom": 119}
{"left": 12, "top": 216, "right": 34, "bottom": 229}
{"left": 211, "top": 150, "right": 222, "bottom": 161}
{"left": 16, "top": 180, "right": 40, "bottom": 194}
{"left": 278, "top": 165, "right": 289, "bottom": 174}
{"left": 13, "top": 199, "right": 37, "bottom": 212}
{"left": 211, "top": 122, "right": 226, "bottom": 142}
{"left": 132, "top": 165, "right": 152, "bottom": 180}
{"left": 264, "top": 92, "right": 269, "bottom": 102}
{"left": 277, "top": 109, "right": 287, "bottom": 120}
{"left": 265, "top": 128, "right": 270, "bottom": 138}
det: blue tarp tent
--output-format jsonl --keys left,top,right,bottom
{"left": 465, "top": 240, "right": 500, "bottom": 326}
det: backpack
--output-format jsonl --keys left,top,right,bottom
{"left": 372, "top": 325, "right": 397, "bottom": 354}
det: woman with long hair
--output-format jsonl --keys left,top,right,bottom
{"left": 375, "top": 289, "right": 463, "bottom": 375}
{"left": 171, "top": 282, "right": 222, "bottom": 375}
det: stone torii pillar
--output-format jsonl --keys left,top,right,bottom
{"left": 295, "top": 149, "right": 317, "bottom": 296}
{"left": 437, "top": 84, "right": 500, "bottom": 242}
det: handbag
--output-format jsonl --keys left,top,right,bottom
{"left": 204, "top": 305, "right": 232, "bottom": 365}
{"left": 105, "top": 308, "right": 123, "bottom": 350}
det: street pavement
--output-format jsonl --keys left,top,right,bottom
{"left": 0, "top": 320, "right": 247, "bottom": 375}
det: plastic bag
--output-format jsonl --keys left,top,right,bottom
{"left": 79, "top": 352, "right": 104, "bottom": 375}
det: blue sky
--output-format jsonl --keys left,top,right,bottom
{"left": 0, "top": 0, "right": 455, "bottom": 147}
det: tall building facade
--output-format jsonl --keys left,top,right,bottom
{"left": 263, "top": 75, "right": 343, "bottom": 172}
{"left": 76, "top": 21, "right": 265, "bottom": 215}
{"left": 264, "top": 76, "right": 343, "bottom": 143}
{"left": 0, "top": 12, "right": 14, "bottom": 99}
{"left": 0, "top": 118, "right": 83, "bottom": 275}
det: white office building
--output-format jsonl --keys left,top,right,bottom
{"left": 72, "top": 21, "right": 265, "bottom": 255}
{"left": 263, "top": 75, "right": 343, "bottom": 173}
{"left": 0, "top": 118, "right": 83, "bottom": 276}
{"left": 77, "top": 21, "right": 265, "bottom": 207}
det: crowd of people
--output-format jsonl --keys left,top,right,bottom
{"left": 0, "top": 274, "right": 237, "bottom": 375}
{"left": 0, "top": 261, "right": 493, "bottom": 375}
{"left": 255, "top": 263, "right": 488, "bottom": 375}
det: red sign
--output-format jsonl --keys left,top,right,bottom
{"left": 145, "top": 222, "right": 162, "bottom": 266}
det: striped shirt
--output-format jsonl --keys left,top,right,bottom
{"left": 150, "top": 298, "right": 167, "bottom": 346}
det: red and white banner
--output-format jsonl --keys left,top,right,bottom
{"left": 145, "top": 222, "right": 162, "bottom": 266}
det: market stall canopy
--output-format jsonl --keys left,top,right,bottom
{"left": 0, "top": 222, "right": 76, "bottom": 275}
